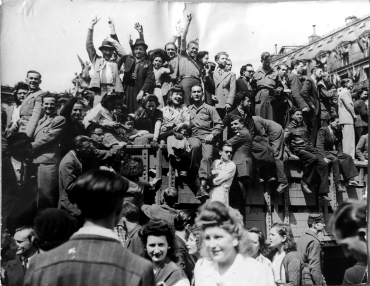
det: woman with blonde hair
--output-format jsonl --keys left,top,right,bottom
{"left": 269, "top": 223, "right": 303, "bottom": 286}
{"left": 194, "top": 201, "right": 274, "bottom": 286}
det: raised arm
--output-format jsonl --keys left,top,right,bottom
{"left": 134, "top": 22, "right": 145, "bottom": 42}
{"left": 108, "top": 17, "right": 120, "bottom": 43}
{"left": 181, "top": 14, "right": 192, "bottom": 52}
{"left": 86, "top": 16, "right": 100, "bottom": 63}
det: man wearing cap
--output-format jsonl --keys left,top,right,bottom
{"left": 251, "top": 52, "right": 283, "bottom": 121}
{"left": 188, "top": 85, "right": 224, "bottom": 200}
{"left": 141, "top": 187, "right": 178, "bottom": 226}
{"left": 178, "top": 14, "right": 202, "bottom": 105}
{"left": 87, "top": 16, "right": 125, "bottom": 107}
{"left": 284, "top": 108, "right": 331, "bottom": 201}
{"left": 297, "top": 213, "right": 327, "bottom": 286}
{"left": 109, "top": 21, "right": 155, "bottom": 113}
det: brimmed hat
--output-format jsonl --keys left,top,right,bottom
{"left": 141, "top": 204, "right": 178, "bottom": 225}
{"left": 99, "top": 39, "right": 115, "bottom": 51}
{"left": 131, "top": 39, "right": 148, "bottom": 50}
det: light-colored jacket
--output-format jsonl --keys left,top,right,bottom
{"left": 338, "top": 87, "right": 355, "bottom": 125}
{"left": 194, "top": 254, "right": 275, "bottom": 286}
{"left": 213, "top": 68, "right": 236, "bottom": 109}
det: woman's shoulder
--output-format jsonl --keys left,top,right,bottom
{"left": 284, "top": 251, "right": 303, "bottom": 263}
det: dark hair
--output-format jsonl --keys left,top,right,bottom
{"left": 101, "top": 93, "right": 121, "bottom": 109}
{"left": 73, "top": 135, "right": 91, "bottom": 150}
{"left": 329, "top": 114, "right": 339, "bottom": 123}
{"left": 140, "top": 219, "right": 178, "bottom": 262}
{"left": 163, "top": 187, "right": 178, "bottom": 207}
{"left": 174, "top": 210, "right": 197, "bottom": 231}
{"left": 27, "top": 70, "right": 42, "bottom": 79}
{"left": 122, "top": 202, "right": 139, "bottom": 222}
{"left": 141, "top": 94, "right": 159, "bottom": 108}
{"left": 248, "top": 227, "right": 268, "bottom": 255}
{"left": 291, "top": 60, "right": 303, "bottom": 70}
{"left": 331, "top": 199, "right": 366, "bottom": 240}
{"left": 271, "top": 223, "right": 296, "bottom": 253}
{"left": 341, "top": 78, "right": 352, "bottom": 88}
{"left": 234, "top": 91, "right": 248, "bottom": 106}
{"left": 311, "top": 66, "right": 323, "bottom": 75}
{"left": 87, "top": 123, "right": 103, "bottom": 136}
{"left": 240, "top": 65, "right": 247, "bottom": 76}
{"left": 221, "top": 143, "right": 233, "bottom": 151}
{"left": 13, "top": 82, "right": 29, "bottom": 105}
{"left": 215, "top": 52, "right": 229, "bottom": 62}
{"left": 261, "top": 52, "right": 270, "bottom": 60}
{"left": 191, "top": 84, "right": 203, "bottom": 93}
{"left": 70, "top": 170, "right": 128, "bottom": 220}
{"left": 164, "top": 42, "right": 177, "bottom": 52}
{"left": 42, "top": 92, "right": 57, "bottom": 103}
{"left": 196, "top": 51, "right": 209, "bottom": 63}
{"left": 187, "top": 40, "right": 199, "bottom": 49}
{"left": 167, "top": 88, "right": 184, "bottom": 106}
{"left": 357, "top": 86, "right": 368, "bottom": 98}
{"left": 149, "top": 49, "right": 169, "bottom": 63}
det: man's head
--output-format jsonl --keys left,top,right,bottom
{"left": 234, "top": 91, "right": 247, "bottom": 109}
{"left": 88, "top": 123, "right": 105, "bottom": 145}
{"left": 13, "top": 82, "right": 29, "bottom": 105}
{"left": 240, "top": 64, "right": 254, "bottom": 79}
{"left": 291, "top": 60, "right": 304, "bottom": 74}
{"left": 290, "top": 108, "right": 303, "bottom": 124}
{"left": 26, "top": 70, "right": 42, "bottom": 91}
{"left": 225, "top": 59, "right": 232, "bottom": 72}
{"left": 219, "top": 143, "right": 233, "bottom": 162}
{"left": 14, "top": 226, "right": 36, "bottom": 258}
{"left": 190, "top": 85, "right": 204, "bottom": 103}
{"left": 164, "top": 42, "right": 177, "bottom": 59}
{"left": 358, "top": 87, "right": 369, "bottom": 101}
{"left": 71, "top": 102, "right": 83, "bottom": 121}
{"left": 101, "top": 93, "right": 121, "bottom": 112}
{"left": 260, "top": 52, "right": 271, "bottom": 69}
{"left": 101, "top": 47, "right": 115, "bottom": 61}
{"left": 311, "top": 67, "right": 324, "bottom": 80}
{"left": 331, "top": 200, "right": 367, "bottom": 262}
{"left": 215, "top": 52, "right": 229, "bottom": 69}
{"left": 42, "top": 93, "right": 57, "bottom": 115}
{"left": 329, "top": 114, "right": 340, "bottom": 131}
{"left": 163, "top": 187, "right": 178, "bottom": 208}
{"left": 70, "top": 170, "right": 129, "bottom": 224}
{"left": 73, "top": 135, "right": 92, "bottom": 158}
{"left": 230, "top": 115, "right": 244, "bottom": 133}
{"left": 278, "top": 64, "right": 288, "bottom": 78}
{"left": 121, "top": 202, "right": 140, "bottom": 224}
{"left": 307, "top": 213, "right": 326, "bottom": 233}
{"left": 174, "top": 209, "right": 197, "bottom": 236}
{"left": 187, "top": 41, "right": 199, "bottom": 59}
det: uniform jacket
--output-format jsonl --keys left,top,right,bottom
{"left": 300, "top": 77, "right": 320, "bottom": 115}
{"left": 287, "top": 72, "right": 308, "bottom": 110}
{"left": 226, "top": 127, "right": 253, "bottom": 178}
{"left": 236, "top": 77, "right": 252, "bottom": 95}
{"left": 223, "top": 108, "right": 256, "bottom": 139}
{"left": 58, "top": 150, "right": 82, "bottom": 216}
{"left": 32, "top": 113, "right": 66, "bottom": 164}
{"left": 284, "top": 121, "right": 312, "bottom": 156}
{"left": 251, "top": 67, "right": 282, "bottom": 103}
{"left": 175, "top": 235, "right": 196, "bottom": 281}
{"left": 252, "top": 115, "right": 283, "bottom": 140}
{"left": 316, "top": 126, "right": 343, "bottom": 157}
{"left": 86, "top": 29, "right": 124, "bottom": 92}
{"left": 18, "top": 89, "right": 45, "bottom": 137}
{"left": 297, "top": 230, "right": 326, "bottom": 286}
{"left": 23, "top": 233, "right": 155, "bottom": 286}
{"left": 4, "top": 254, "right": 25, "bottom": 286}
{"left": 213, "top": 68, "right": 236, "bottom": 109}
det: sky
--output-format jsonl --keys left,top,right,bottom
{"left": 1, "top": 0, "right": 369, "bottom": 92}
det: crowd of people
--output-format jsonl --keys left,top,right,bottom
{"left": 1, "top": 13, "right": 369, "bottom": 286}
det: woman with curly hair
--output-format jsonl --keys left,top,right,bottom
{"left": 140, "top": 219, "right": 190, "bottom": 286}
{"left": 194, "top": 201, "right": 274, "bottom": 286}
{"left": 196, "top": 51, "right": 216, "bottom": 106}
{"left": 269, "top": 223, "right": 303, "bottom": 286}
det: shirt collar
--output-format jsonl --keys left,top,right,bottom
{"left": 190, "top": 102, "right": 205, "bottom": 111}
{"left": 72, "top": 225, "right": 120, "bottom": 241}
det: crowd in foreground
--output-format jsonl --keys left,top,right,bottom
{"left": 1, "top": 13, "right": 369, "bottom": 286}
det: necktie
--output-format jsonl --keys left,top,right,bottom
{"left": 23, "top": 258, "right": 28, "bottom": 272}
{"left": 218, "top": 69, "right": 223, "bottom": 76}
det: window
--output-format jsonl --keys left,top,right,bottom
{"left": 337, "top": 32, "right": 343, "bottom": 39}
{"left": 342, "top": 52, "right": 349, "bottom": 67}
{"left": 349, "top": 26, "right": 354, "bottom": 33}
{"left": 318, "top": 41, "right": 323, "bottom": 48}
{"left": 360, "top": 20, "right": 367, "bottom": 28}
{"left": 327, "top": 36, "right": 333, "bottom": 43}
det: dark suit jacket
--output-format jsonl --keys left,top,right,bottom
{"left": 287, "top": 72, "right": 308, "bottom": 109}
{"left": 226, "top": 126, "right": 253, "bottom": 178}
{"left": 4, "top": 254, "right": 25, "bottom": 286}
{"left": 316, "top": 126, "right": 343, "bottom": 157}
{"left": 5, "top": 103, "right": 16, "bottom": 128}
{"left": 126, "top": 224, "right": 144, "bottom": 257}
{"left": 175, "top": 235, "right": 195, "bottom": 281}
{"left": 23, "top": 234, "right": 155, "bottom": 286}
{"left": 32, "top": 113, "right": 66, "bottom": 164}
{"left": 300, "top": 77, "right": 320, "bottom": 115}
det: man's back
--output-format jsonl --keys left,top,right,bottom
{"left": 24, "top": 234, "right": 155, "bottom": 286}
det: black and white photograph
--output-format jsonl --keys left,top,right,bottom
{"left": 1, "top": 0, "right": 369, "bottom": 285}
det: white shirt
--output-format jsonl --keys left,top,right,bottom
{"left": 209, "top": 160, "right": 236, "bottom": 206}
{"left": 194, "top": 254, "right": 275, "bottom": 286}
{"left": 11, "top": 104, "right": 21, "bottom": 125}
{"left": 271, "top": 251, "right": 286, "bottom": 284}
